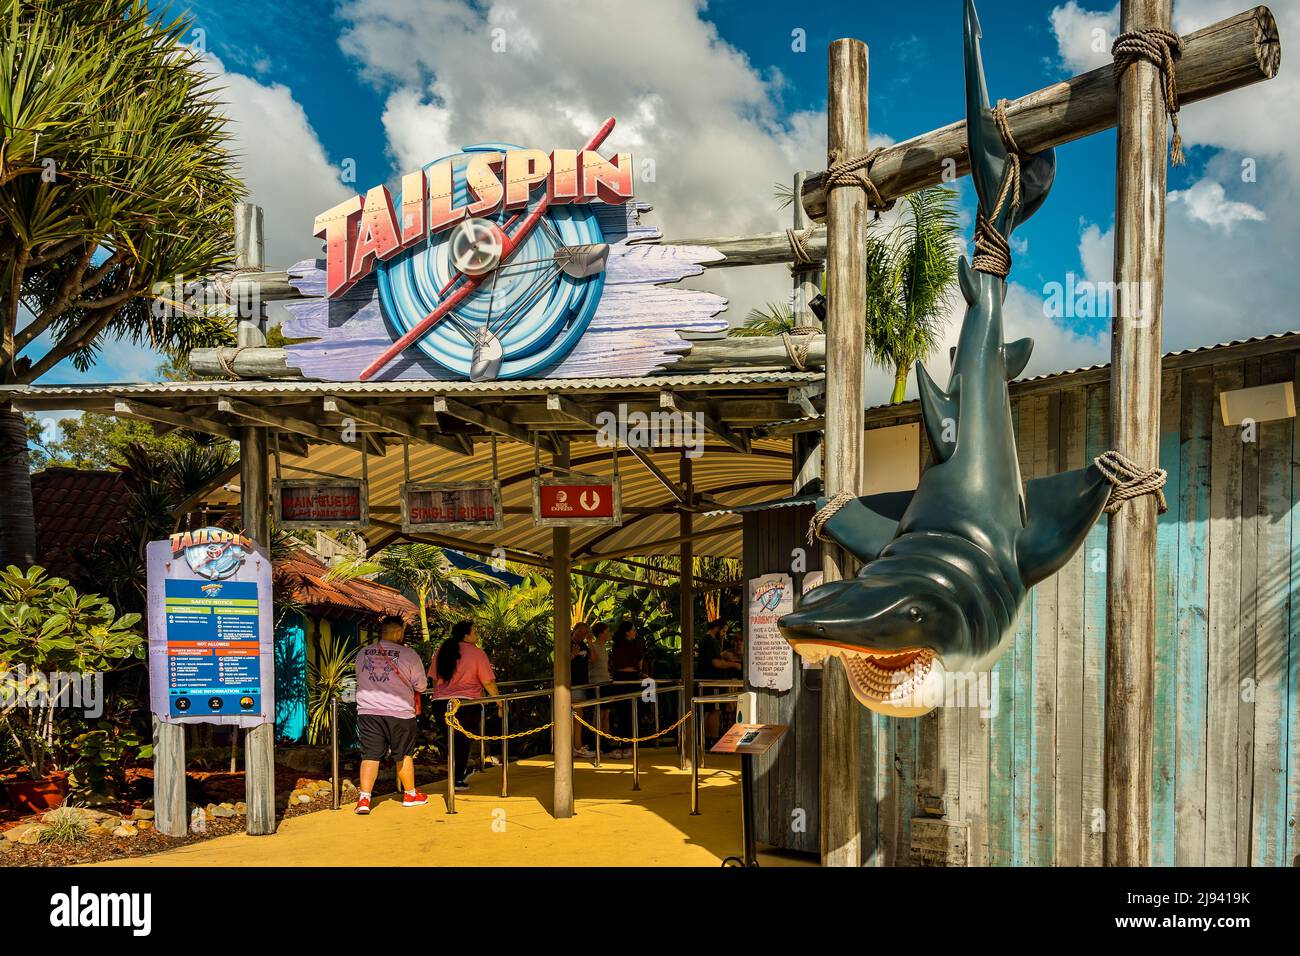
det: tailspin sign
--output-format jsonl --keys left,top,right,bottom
{"left": 311, "top": 117, "right": 633, "bottom": 383}
{"left": 146, "top": 529, "right": 274, "bottom": 725}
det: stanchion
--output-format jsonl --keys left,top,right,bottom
{"left": 445, "top": 700, "right": 457, "bottom": 814}
{"left": 690, "top": 698, "right": 700, "bottom": 815}
{"left": 631, "top": 695, "right": 641, "bottom": 791}
{"left": 330, "top": 695, "right": 340, "bottom": 811}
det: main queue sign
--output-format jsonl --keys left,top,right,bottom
{"left": 402, "top": 480, "right": 503, "bottom": 533}
{"left": 274, "top": 478, "right": 368, "bottom": 530}
{"left": 532, "top": 473, "right": 621, "bottom": 528}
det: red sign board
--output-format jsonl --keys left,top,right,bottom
{"left": 533, "top": 475, "right": 621, "bottom": 527}
{"left": 274, "top": 479, "right": 367, "bottom": 529}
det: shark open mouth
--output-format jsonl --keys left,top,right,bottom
{"left": 794, "top": 642, "right": 946, "bottom": 717}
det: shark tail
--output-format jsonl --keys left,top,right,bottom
{"left": 964, "top": 0, "right": 1056, "bottom": 239}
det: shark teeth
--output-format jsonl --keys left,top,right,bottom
{"left": 794, "top": 644, "right": 938, "bottom": 703}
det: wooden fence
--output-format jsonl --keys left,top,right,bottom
{"left": 748, "top": 342, "right": 1299, "bottom": 866}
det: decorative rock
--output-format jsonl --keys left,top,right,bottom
{"left": 0, "top": 840, "right": 13, "bottom": 853}
{"left": 211, "top": 804, "right": 236, "bottom": 818}
{"left": 136, "top": 820, "right": 154, "bottom": 831}
{"left": 234, "top": 802, "right": 247, "bottom": 815}
{"left": 131, "top": 808, "right": 155, "bottom": 821}
{"left": 3, "top": 824, "right": 32, "bottom": 843}
{"left": 20, "top": 824, "right": 48, "bottom": 845}
{"left": 86, "top": 825, "right": 114, "bottom": 838}
{"left": 112, "top": 824, "right": 137, "bottom": 838}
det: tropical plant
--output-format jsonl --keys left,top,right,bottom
{"left": 468, "top": 574, "right": 553, "bottom": 679}
{"left": 864, "top": 185, "right": 962, "bottom": 403}
{"left": 328, "top": 543, "right": 502, "bottom": 642}
{"left": 0, "top": 565, "right": 142, "bottom": 778}
{"left": 68, "top": 723, "right": 151, "bottom": 797}
{"left": 0, "top": 0, "right": 244, "bottom": 568}
{"left": 729, "top": 302, "right": 800, "bottom": 337}
{"left": 38, "top": 804, "right": 91, "bottom": 844}
{"left": 306, "top": 626, "right": 357, "bottom": 746}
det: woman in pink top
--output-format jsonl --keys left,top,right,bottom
{"left": 430, "top": 620, "right": 500, "bottom": 790}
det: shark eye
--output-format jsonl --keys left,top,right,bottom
{"left": 908, "top": 606, "right": 924, "bottom": 623}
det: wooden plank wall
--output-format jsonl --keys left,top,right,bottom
{"left": 743, "top": 504, "right": 821, "bottom": 855}
{"left": 858, "top": 353, "right": 1298, "bottom": 866}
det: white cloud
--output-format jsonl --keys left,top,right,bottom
{"left": 204, "top": 54, "right": 352, "bottom": 269}
{"left": 1050, "top": 1, "right": 1118, "bottom": 73}
{"left": 1169, "top": 178, "right": 1266, "bottom": 232}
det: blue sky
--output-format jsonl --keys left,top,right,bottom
{"left": 44, "top": 0, "right": 1298, "bottom": 399}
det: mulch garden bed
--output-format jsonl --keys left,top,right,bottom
{"left": 1, "top": 757, "right": 448, "bottom": 867}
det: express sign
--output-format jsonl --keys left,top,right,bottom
{"left": 533, "top": 475, "right": 621, "bottom": 527}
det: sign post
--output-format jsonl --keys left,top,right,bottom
{"left": 146, "top": 527, "right": 273, "bottom": 837}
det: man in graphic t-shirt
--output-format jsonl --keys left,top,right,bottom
{"left": 353, "top": 615, "right": 429, "bottom": 814}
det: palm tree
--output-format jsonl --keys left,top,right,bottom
{"left": 328, "top": 543, "right": 502, "bottom": 642}
{"left": 469, "top": 574, "right": 553, "bottom": 678}
{"left": 744, "top": 184, "right": 961, "bottom": 405}
{"left": 0, "top": 0, "right": 243, "bottom": 567}
{"left": 865, "top": 186, "right": 962, "bottom": 403}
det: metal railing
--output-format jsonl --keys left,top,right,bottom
{"left": 690, "top": 691, "right": 744, "bottom": 815}
{"left": 691, "top": 680, "right": 744, "bottom": 771}
{"left": 435, "top": 678, "right": 689, "bottom": 813}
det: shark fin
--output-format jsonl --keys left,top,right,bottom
{"left": 916, "top": 362, "right": 959, "bottom": 462}
{"left": 816, "top": 491, "right": 912, "bottom": 564}
{"left": 1003, "top": 337, "right": 1033, "bottom": 380}
{"left": 1017, "top": 464, "right": 1112, "bottom": 588}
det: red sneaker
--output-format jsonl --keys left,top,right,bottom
{"left": 354, "top": 795, "right": 371, "bottom": 815}
{"left": 401, "top": 790, "right": 429, "bottom": 808}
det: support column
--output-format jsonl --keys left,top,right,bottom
{"left": 240, "top": 425, "right": 276, "bottom": 835}
{"left": 819, "top": 38, "right": 870, "bottom": 867}
{"left": 552, "top": 439, "right": 574, "bottom": 818}
{"left": 1105, "top": 0, "right": 1170, "bottom": 868}
{"left": 679, "top": 454, "right": 694, "bottom": 767}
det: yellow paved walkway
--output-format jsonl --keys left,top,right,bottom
{"left": 92, "top": 751, "right": 815, "bottom": 867}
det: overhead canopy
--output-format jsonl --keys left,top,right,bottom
{"left": 7, "top": 371, "right": 824, "bottom": 566}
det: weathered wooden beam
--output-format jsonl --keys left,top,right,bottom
{"left": 820, "top": 37, "right": 869, "bottom": 868}
{"left": 190, "top": 347, "right": 304, "bottom": 379}
{"left": 434, "top": 394, "right": 551, "bottom": 451}
{"left": 1105, "top": 0, "right": 1172, "bottom": 869}
{"left": 115, "top": 398, "right": 238, "bottom": 441}
{"left": 574, "top": 522, "right": 742, "bottom": 563}
{"left": 323, "top": 396, "right": 471, "bottom": 457}
{"left": 664, "top": 334, "right": 826, "bottom": 372}
{"left": 218, "top": 396, "right": 370, "bottom": 451}
{"left": 797, "top": 7, "right": 1280, "bottom": 222}
{"left": 652, "top": 227, "right": 827, "bottom": 268}
{"left": 659, "top": 390, "right": 750, "bottom": 454}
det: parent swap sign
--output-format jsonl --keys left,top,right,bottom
{"left": 145, "top": 529, "right": 274, "bottom": 726}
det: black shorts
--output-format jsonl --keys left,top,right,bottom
{"left": 358, "top": 714, "right": 419, "bottom": 762}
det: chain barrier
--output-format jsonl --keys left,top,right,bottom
{"left": 572, "top": 709, "right": 692, "bottom": 744}
{"left": 443, "top": 697, "right": 552, "bottom": 742}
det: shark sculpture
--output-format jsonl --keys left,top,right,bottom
{"left": 778, "top": 0, "right": 1115, "bottom": 717}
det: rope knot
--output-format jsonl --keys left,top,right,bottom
{"left": 1112, "top": 29, "right": 1185, "bottom": 166}
{"left": 780, "top": 325, "right": 822, "bottom": 371}
{"left": 824, "top": 147, "right": 896, "bottom": 219}
{"left": 807, "top": 491, "right": 856, "bottom": 545}
{"left": 786, "top": 226, "right": 819, "bottom": 267}
{"left": 1095, "top": 450, "right": 1168, "bottom": 515}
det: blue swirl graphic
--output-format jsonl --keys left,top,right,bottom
{"left": 376, "top": 144, "right": 605, "bottom": 379}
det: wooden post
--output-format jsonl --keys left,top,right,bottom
{"left": 792, "top": 170, "right": 823, "bottom": 328}
{"left": 240, "top": 424, "right": 276, "bottom": 835}
{"left": 679, "top": 453, "right": 694, "bottom": 767}
{"left": 819, "top": 38, "right": 870, "bottom": 867}
{"left": 152, "top": 717, "right": 186, "bottom": 836}
{"left": 234, "top": 203, "right": 266, "bottom": 349}
{"left": 552, "top": 439, "right": 574, "bottom": 818}
{"left": 1105, "top": 0, "right": 1172, "bottom": 867}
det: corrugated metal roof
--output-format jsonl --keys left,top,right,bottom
{"left": 2, "top": 370, "right": 822, "bottom": 401}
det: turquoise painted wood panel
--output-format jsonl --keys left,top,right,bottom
{"left": 274, "top": 611, "right": 309, "bottom": 743}
{"left": 1150, "top": 374, "right": 1184, "bottom": 865}
{"left": 1175, "top": 369, "right": 1214, "bottom": 864}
